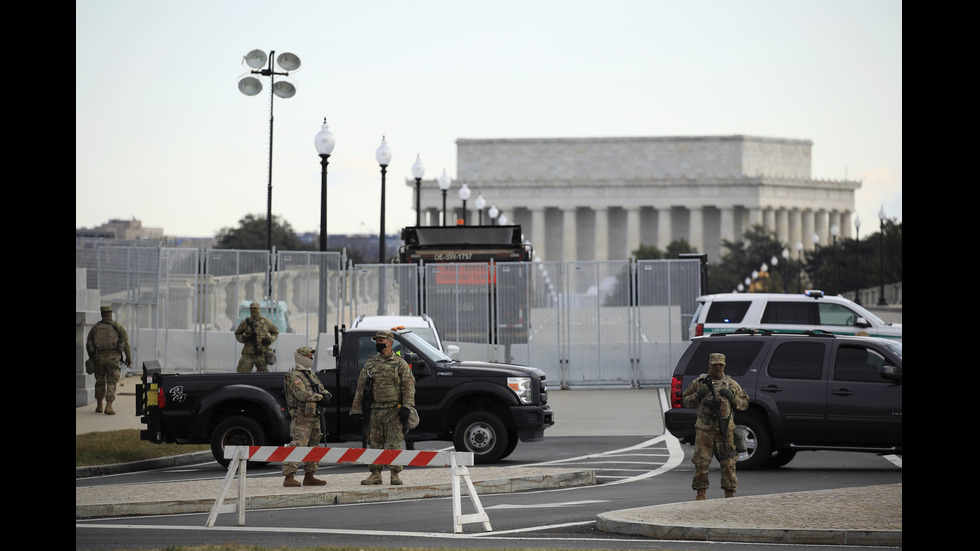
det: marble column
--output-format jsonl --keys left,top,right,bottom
{"left": 593, "top": 206, "right": 609, "bottom": 261}
{"left": 688, "top": 207, "right": 703, "bottom": 254}
{"left": 657, "top": 207, "right": 671, "bottom": 250}
{"left": 532, "top": 208, "right": 546, "bottom": 260}
{"left": 625, "top": 206, "right": 640, "bottom": 258}
{"left": 562, "top": 206, "right": 577, "bottom": 261}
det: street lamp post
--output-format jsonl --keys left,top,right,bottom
{"left": 488, "top": 204, "right": 499, "bottom": 225}
{"left": 811, "top": 233, "right": 820, "bottom": 290}
{"left": 239, "top": 48, "right": 301, "bottom": 298}
{"left": 830, "top": 224, "right": 839, "bottom": 295}
{"left": 314, "top": 119, "right": 335, "bottom": 251}
{"left": 411, "top": 154, "right": 425, "bottom": 226}
{"left": 438, "top": 170, "right": 451, "bottom": 226}
{"left": 781, "top": 248, "right": 790, "bottom": 293}
{"left": 376, "top": 137, "right": 392, "bottom": 263}
{"left": 796, "top": 241, "right": 803, "bottom": 293}
{"left": 475, "top": 193, "right": 486, "bottom": 225}
{"left": 877, "top": 206, "right": 888, "bottom": 305}
{"left": 458, "top": 183, "right": 471, "bottom": 225}
{"left": 238, "top": 49, "right": 301, "bottom": 257}
{"left": 313, "top": 119, "right": 335, "bottom": 336}
{"left": 854, "top": 215, "right": 862, "bottom": 305}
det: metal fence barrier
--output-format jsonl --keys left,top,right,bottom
{"left": 76, "top": 240, "right": 702, "bottom": 388}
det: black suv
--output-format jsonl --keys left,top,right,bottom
{"left": 664, "top": 330, "right": 902, "bottom": 469}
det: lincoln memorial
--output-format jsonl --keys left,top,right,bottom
{"left": 411, "top": 135, "right": 859, "bottom": 263}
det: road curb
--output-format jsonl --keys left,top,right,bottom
{"left": 75, "top": 451, "right": 213, "bottom": 479}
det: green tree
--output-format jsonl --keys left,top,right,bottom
{"left": 215, "top": 214, "right": 313, "bottom": 251}
{"left": 709, "top": 225, "right": 790, "bottom": 294}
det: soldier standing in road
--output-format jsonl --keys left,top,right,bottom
{"left": 349, "top": 330, "right": 416, "bottom": 485}
{"left": 86, "top": 305, "right": 132, "bottom": 415}
{"left": 682, "top": 352, "right": 749, "bottom": 500}
{"left": 282, "top": 346, "right": 331, "bottom": 487}
{"left": 234, "top": 302, "right": 279, "bottom": 372}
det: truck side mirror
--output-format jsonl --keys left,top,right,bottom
{"left": 403, "top": 352, "right": 431, "bottom": 378}
{"left": 855, "top": 316, "right": 872, "bottom": 328}
{"left": 882, "top": 364, "right": 902, "bottom": 383}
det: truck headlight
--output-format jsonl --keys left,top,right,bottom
{"left": 508, "top": 377, "right": 533, "bottom": 404}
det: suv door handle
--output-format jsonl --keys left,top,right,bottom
{"left": 760, "top": 385, "right": 782, "bottom": 393}
{"left": 831, "top": 388, "right": 854, "bottom": 396}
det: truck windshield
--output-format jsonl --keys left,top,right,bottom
{"left": 400, "top": 331, "right": 452, "bottom": 362}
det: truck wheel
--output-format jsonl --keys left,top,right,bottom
{"left": 211, "top": 416, "right": 267, "bottom": 468}
{"left": 453, "top": 411, "right": 509, "bottom": 464}
{"left": 733, "top": 414, "right": 772, "bottom": 470}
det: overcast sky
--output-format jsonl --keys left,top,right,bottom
{"left": 76, "top": 0, "right": 902, "bottom": 242}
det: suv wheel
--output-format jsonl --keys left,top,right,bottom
{"left": 734, "top": 413, "right": 772, "bottom": 470}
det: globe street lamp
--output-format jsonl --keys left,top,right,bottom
{"left": 474, "top": 193, "right": 486, "bottom": 225}
{"left": 854, "top": 215, "right": 862, "bottom": 305}
{"left": 376, "top": 137, "right": 392, "bottom": 263}
{"left": 488, "top": 204, "right": 499, "bottom": 225}
{"left": 438, "top": 169, "right": 452, "bottom": 226}
{"left": 411, "top": 154, "right": 425, "bottom": 226}
{"left": 458, "top": 183, "right": 471, "bottom": 225}
{"left": 811, "top": 232, "right": 820, "bottom": 290}
{"left": 238, "top": 49, "right": 301, "bottom": 259}
{"left": 314, "top": 119, "right": 335, "bottom": 251}
{"left": 313, "top": 119, "right": 335, "bottom": 336}
{"left": 796, "top": 241, "right": 803, "bottom": 293}
{"left": 877, "top": 206, "right": 888, "bottom": 305}
{"left": 830, "top": 224, "right": 839, "bottom": 295}
{"left": 781, "top": 248, "right": 790, "bottom": 293}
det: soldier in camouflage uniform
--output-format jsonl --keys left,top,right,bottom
{"left": 282, "top": 346, "right": 331, "bottom": 487}
{"left": 682, "top": 352, "right": 749, "bottom": 500}
{"left": 349, "top": 330, "right": 416, "bottom": 485}
{"left": 86, "top": 305, "right": 132, "bottom": 415}
{"left": 234, "top": 302, "right": 279, "bottom": 373}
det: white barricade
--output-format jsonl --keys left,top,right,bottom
{"left": 206, "top": 445, "right": 490, "bottom": 533}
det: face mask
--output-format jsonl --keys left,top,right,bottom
{"left": 376, "top": 342, "right": 387, "bottom": 352}
{"left": 709, "top": 364, "right": 725, "bottom": 379}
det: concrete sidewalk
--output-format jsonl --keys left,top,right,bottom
{"left": 76, "top": 378, "right": 901, "bottom": 546}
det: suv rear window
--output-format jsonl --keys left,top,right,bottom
{"left": 767, "top": 342, "right": 825, "bottom": 379}
{"left": 761, "top": 302, "right": 812, "bottom": 324}
{"left": 682, "top": 340, "right": 763, "bottom": 377}
{"left": 704, "top": 301, "right": 751, "bottom": 324}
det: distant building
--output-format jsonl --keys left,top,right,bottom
{"left": 410, "top": 135, "right": 860, "bottom": 262}
{"left": 76, "top": 218, "right": 164, "bottom": 241}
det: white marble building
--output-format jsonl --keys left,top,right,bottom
{"left": 410, "top": 135, "right": 859, "bottom": 262}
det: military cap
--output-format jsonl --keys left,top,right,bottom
{"left": 709, "top": 353, "right": 726, "bottom": 365}
{"left": 100, "top": 305, "right": 112, "bottom": 313}
{"left": 249, "top": 301, "right": 260, "bottom": 309}
{"left": 373, "top": 330, "right": 394, "bottom": 341}
{"left": 296, "top": 346, "right": 315, "bottom": 356}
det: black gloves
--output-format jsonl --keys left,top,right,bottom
{"left": 694, "top": 385, "right": 711, "bottom": 400}
{"left": 719, "top": 388, "right": 735, "bottom": 403}
{"left": 398, "top": 406, "right": 411, "bottom": 423}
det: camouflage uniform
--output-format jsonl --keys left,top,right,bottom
{"left": 85, "top": 305, "right": 132, "bottom": 414}
{"left": 234, "top": 302, "right": 279, "bottom": 373}
{"left": 682, "top": 353, "right": 749, "bottom": 497}
{"left": 350, "top": 330, "right": 416, "bottom": 484}
{"left": 282, "top": 346, "right": 332, "bottom": 486}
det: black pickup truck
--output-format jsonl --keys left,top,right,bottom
{"left": 137, "top": 326, "right": 554, "bottom": 466}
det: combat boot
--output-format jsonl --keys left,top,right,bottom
{"left": 695, "top": 489, "right": 706, "bottom": 501}
{"left": 283, "top": 474, "right": 301, "bottom": 487}
{"left": 389, "top": 471, "right": 403, "bottom": 485}
{"left": 361, "top": 470, "right": 382, "bottom": 485}
{"left": 104, "top": 401, "right": 115, "bottom": 415}
{"left": 303, "top": 472, "right": 326, "bottom": 486}
{"left": 724, "top": 490, "right": 735, "bottom": 498}
{"left": 95, "top": 400, "right": 103, "bottom": 413}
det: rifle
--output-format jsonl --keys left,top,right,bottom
{"left": 246, "top": 318, "right": 261, "bottom": 354}
{"left": 360, "top": 375, "right": 374, "bottom": 448}
{"left": 703, "top": 378, "right": 735, "bottom": 460}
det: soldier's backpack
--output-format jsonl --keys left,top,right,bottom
{"left": 92, "top": 321, "right": 119, "bottom": 351}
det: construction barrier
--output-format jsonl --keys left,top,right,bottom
{"left": 206, "top": 445, "right": 490, "bottom": 533}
